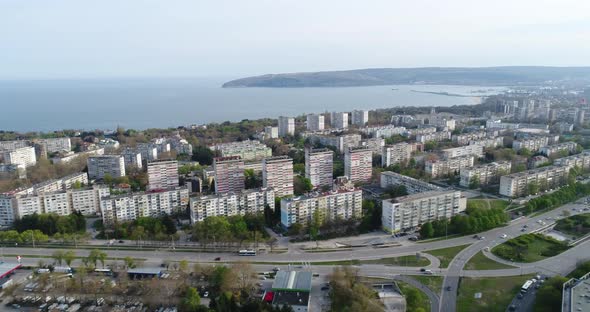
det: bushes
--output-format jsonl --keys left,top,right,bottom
{"left": 98, "top": 215, "right": 177, "bottom": 240}
{"left": 554, "top": 213, "right": 590, "bottom": 236}
{"left": 14, "top": 211, "right": 86, "bottom": 236}
{"left": 492, "top": 234, "right": 569, "bottom": 262}
{"left": 419, "top": 206, "right": 509, "bottom": 239}
{"left": 525, "top": 182, "right": 590, "bottom": 214}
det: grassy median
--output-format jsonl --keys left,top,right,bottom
{"left": 457, "top": 275, "right": 534, "bottom": 312}
{"left": 425, "top": 244, "right": 471, "bottom": 268}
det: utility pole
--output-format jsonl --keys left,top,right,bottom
{"left": 31, "top": 231, "right": 35, "bottom": 248}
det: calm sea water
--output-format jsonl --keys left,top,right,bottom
{"left": 0, "top": 78, "right": 504, "bottom": 132}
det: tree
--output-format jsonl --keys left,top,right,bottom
{"left": 179, "top": 260, "right": 189, "bottom": 274}
{"left": 179, "top": 287, "right": 201, "bottom": 312}
{"left": 63, "top": 251, "right": 76, "bottom": 267}
{"left": 469, "top": 174, "right": 480, "bottom": 189}
{"left": 294, "top": 176, "right": 313, "bottom": 195}
{"left": 534, "top": 276, "right": 568, "bottom": 312}
{"left": 124, "top": 256, "right": 136, "bottom": 269}
{"left": 52, "top": 250, "right": 65, "bottom": 266}
{"left": 310, "top": 209, "right": 321, "bottom": 241}
{"left": 88, "top": 250, "right": 107, "bottom": 268}
{"left": 527, "top": 181, "right": 540, "bottom": 195}
{"left": 420, "top": 223, "right": 434, "bottom": 238}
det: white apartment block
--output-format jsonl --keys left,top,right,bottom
{"left": 361, "top": 138, "right": 385, "bottom": 156}
{"left": 306, "top": 114, "right": 325, "bottom": 131}
{"left": 189, "top": 188, "right": 275, "bottom": 223}
{"left": 330, "top": 112, "right": 349, "bottom": 129}
{"left": 469, "top": 137, "right": 504, "bottom": 149}
{"left": 0, "top": 196, "right": 16, "bottom": 227}
{"left": 264, "top": 126, "right": 279, "bottom": 139}
{"left": 305, "top": 148, "right": 334, "bottom": 189}
{"left": 87, "top": 155, "right": 126, "bottom": 180}
{"left": 3, "top": 147, "right": 36, "bottom": 168}
{"left": 69, "top": 186, "right": 111, "bottom": 215}
{"left": 211, "top": 140, "right": 272, "bottom": 161}
{"left": 35, "top": 137, "right": 71, "bottom": 153}
{"left": 136, "top": 144, "right": 159, "bottom": 162}
{"left": 499, "top": 165, "right": 570, "bottom": 198}
{"left": 512, "top": 137, "right": 549, "bottom": 152}
{"left": 147, "top": 159, "right": 179, "bottom": 191}
{"left": 309, "top": 134, "right": 362, "bottom": 153}
{"left": 351, "top": 110, "right": 369, "bottom": 126}
{"left": 539, "top": 142, "right": 578, "bottom": 157}
{"left": 101, "top": 187, "right": 189, "bottom": 224}
{"left": 459, "top": 161, "right": 511, "bottom": 187}
{"left": 97, "top": 138, "right": 120, "bottom": 151}
{"left": 380, "top": 171, "right": 442, "bottom": 194}
{"left": 35, "top": 172, "right": 89, "bottom": 194}
{"left": 280, "top": 187, "right": 362, "bottom": 227}
{"left": 382, "top": 190, "right": 466, "bottom": 233}
{"left": 150, "top": 138, "right": 171, "bottom": 154}
{"left": 0, "top": 140, "right": 29, "bottom": 152}
{"left": 121, "top": 149, "right": 143, "bottom": 169}
{"left": 554, "top": 151, "right": 590, "bottom": 170}
{"left": 452, "top": 131, "right": 487, "bottom": 145}
{"left": 416, "top": 131, "right": 451, "bottom": 143}
{"left": 382, "top": 143, "right": 413, "bottom": 167}
{"left": 404, "top": 127, "right": 437, "bottom": 139}
{"left": 441, "top": 145, "right": 483, "bottom": 159}
{"left": 425, "top": 156, "right": 474, "bottom": 178}
{"left": 429, "top": 117, "right": 456, "bottom": 131}
{"left": 263, "top": 156, "right": 294, "bottom": 197}
{"left": 361, "top": 125, "right": 407, "bottom": 138}
{"left": 51, "top": 148, "right": 104, "bottom": 165}
{"left": 278, "top": 116, "right": 295, "bottom": 137}
{"left": 213, "top": 156, "right": 245, "bottom": 194}
{"left": 344, "top": 146, "right": 372, "bottom": 184}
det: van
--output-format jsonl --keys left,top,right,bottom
{"left": 424, "top": 270, "right": 433, "bottom": 275}
{"left": 37, "top": 269, "right": 50, "bottom": 274}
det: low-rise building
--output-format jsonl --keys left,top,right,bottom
{"left": 189, "top": 188, "right": 275, "bottom": 223}
{"left": 539, "top": 142, "right": 578, "bottom": 157}
{"left": 459, "top": 161, "right": 511, "bottom": 187}
{"left": 452, "top": 131, "right": 487, "bottom": 145}
{"left": 499, "top": 165, "right": 570, "bottom": 197}
{"left": 270, "top": 271, "right": 312, "bottom": 312}
{"left": 382, "top": 190, "right": 466, "bottom": 233}
{"left": 280, "top": 186, "right": 362, "bottom": 228}
{"left": 101, "top": 187, "right": 189, "bottom": 224}
{"left": 425, "top": 156, "right": 474, "bottom": 178}
{"left": 380, "top": 171, "right": 441, "bottom": 194}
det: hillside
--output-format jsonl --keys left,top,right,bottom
{"left": 222, "top": 66, "right": 590, "bottom": 88}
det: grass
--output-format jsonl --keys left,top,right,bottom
{"left": 467, "top": 199, "right": 510, "bottom": 211}
{"left": 277, "top": 255, "right": 431, "bottom": 266}
{"left": 425, "top": 244, "right": 471, "bottom": 268}
{"left": 412, "top": 275, "right": 444, "bottom": 294}
{"left": 457, "top": 275, "right": 534, "bottom": 312}
{"left": 491, "top": 233, "right": 569, "bottom": 263}
{"left": 464, "top": 251, "right": 517, "bottom": 270}
{"left": 397, "top": 280, "right": 431, "bottom": 312}
{"left": 554, "top": 213, "right": 590, "bottom": 237}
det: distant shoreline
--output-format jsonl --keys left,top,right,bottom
{"left": 410, "top": 90, "right": 474, "bottom": 97}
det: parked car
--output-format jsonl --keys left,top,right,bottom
{"left": 214, "top": 257, "right": 221, "bottom": 261}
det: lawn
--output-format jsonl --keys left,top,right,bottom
{"left": 491, "top": 233, "right": 569, "bottom": 263}
{"left": 425, "top": 244, "right": 471, "bottom": 268}
{"left": 457, "top": 275, "right": 534, "bottom": 312}
{"left": 412, "top": 275, "right": 444, "bottom": 294}
{"left": 300, "top": 255, "right": 431, "bottom": 266}
{"left": 397, "top": 280, "right": 431, "bottom": 312}
{"left": 464, "top": 251, "right": 517, "bottom": 270}
{"left": 554, "top": 213, "right": 590, "bottom": 237}
{"left": 467, "top": 199, "right": 509, "bottom": 211}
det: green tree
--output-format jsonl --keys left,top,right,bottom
{"left": 52, "top": 250, "right": 65, "bottom": 266}
{"left": 63, "top": 251, "right": 76, "bottom": 267}
{"left": 534, "top": 276, "right": 568, "bottom": 312}
{"left": 420, "top": 223, "right": 434, "bottom": 238}
{"left": 468, "top": 174, "right": 480, "bottom": 189}
{"left": 179, "top": 287, "right": 201, "bottom": 312}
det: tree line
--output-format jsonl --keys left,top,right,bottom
{"left": 96, "top": 215, "right": 177, "bottom": 241}
{"left": 14, "top": 211, "right": 86, "bottom": 236}
{"left": 420, "top": 206, "right": 509, "bottom": 239}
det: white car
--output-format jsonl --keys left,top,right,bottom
{"left": 500, "top": 234, "right": 507, "bottom": 239}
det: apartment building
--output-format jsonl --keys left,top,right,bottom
{"left": 0, "top": 164, "right": 25, "bottom": 180}
{"left": 351, "top": 110, "right": 369, "bottom": 126}
{"left": 344, "top": 146, "right": 372, "bottom": 184}
{"left": 539, "top": 142, "right": 578, "bottom": 157}
{"left": 404, "top": 127, "right": 437, "bottom": 139}
{"left": 459, "top": 161, "right": 512, "bottom": 187}
{"left": 87, "top": 155, "right": 126, "bottom": 180}
{"left": 309, "top": 134, "right": 362, "bottom": 153}
{"left": 382, "top": 190, "right": 466, "bottom": 233}
{"left": 360, "top": 138, "right": 385, "bottom": 155}
{"left": 416, "top": 131, "right": 451, "bottom": 143}
{"left": 441, "top": 145, "right": 483, "bottom": 159}
{"left": 361, "top": 125, "right": 407, "bottom": 138}
{"left": 101, "top": 187, "right": 189, "bottom": 224}
{"left": 264, "top": 126, "right": 279, "bottom": 139}
{"left": 213, "top": 156, "right": 245, "bottom": 194}
{"left": 380, "top": 171, "right": 441, "bottom": 194}
{"left": 425, "top": 156, "right": 474, "bottom": 178}
{"left": 0, "top": 140, "right": 29, "bottom": 152}
{"left": 35, "top": 172, "right": 89, "bottom": 194}
{"left": 554, "top": 151, "right": 590, "bottom": 170}
{"left": 189, "top": 188, "right": 275, "bottom": 223}
{"left": 34, "top": 137, "right": 71, "bottom": 153}
{"left": 121, "top": 149, "right": 143, "bottom": 169}
{"left": 51, "top": 147, "right": 104, "bottom": 165}
{"left": 452, "top": 131, "right": 487, "bottom": 145}
{"left": 330, "top": 112, "right": 349, "bottom": 129}
{"left": 97, "top": 138, "right": 120, "bottom": 151}
{"left": 512, "top": 137, "right": 549, "bottom": 152}
{"left": 211, "top": 140, "right": 272, "bottom": 161}
{"left": 0, "top": 196, "right": 17, "bottom": 227}
{"left": 429, "top": 117, "right": 456, "bottom": 131}
{"left": 262, "top": 156, "right": 294, "bottom": 197}
{"left": 136, "top": 144, "right": 159, "bottom": 162}
{"left": 469, "top": 137, "right": 504, "bottom": 149}
{"left": 280, "top": 186, "right": 362, "bottom": 227}
{"left": 306, "top": 114, "right": 325, "bottom": 131}
{"left": 147, "top": 159, "right": 179, "bottom": 191}
{"left": 305, "top": 148, "right": 333, "bottom": 189}
{"left": 382, "top": 143, "right": 413, "bottom": 167}
{"left": 3, "top": 147, "right": 36, "bottom": 168}
{"left": 278, "top": 116, "right": 295, "bottom": 137}
{"left": 499, "top": 165, "right": 570, "bottom": 197}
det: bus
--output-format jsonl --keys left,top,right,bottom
{"left": 94, "top": 268, "right": 113, "bottom": 276}
{"left": 238, "top": 249, "right": 256, "bottom": 256}
{"left": 521, "top": 280, "right": 533, "bottom": 292}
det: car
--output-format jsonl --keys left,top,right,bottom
{"left": 523, "top": 225, "right": 528, "bottom": 228}
{"left": 508, "top": 305, "right": 516, "bottom": 311}
{"left": 517, "top": 293, "right": 524, "bottom": 299}
{"left": 423, "top": 270, "right": 433, "bottom": 275}
{"left": 500, "top": 234, "right": 507, "bottom": 239}
{"left": 446, "top": 286, "right": 452, "bottom": 291}
{"left": 521, "top": 228, "right": 526, "bottom": 232}
{"left": 214, "top": 257, "right": 221, "bottom": 261}
{"left": 478, "top": 236, "right": 485, "bottom": 240}
{"left": 473, "top": 235, "right": 479, "bottom": 239}
{"left": 321, "top": 286, "right": 330, "bottom": 291}
{"left": 118, "top": 240, "right": 124, "bottom": 243}
{"left": 273, "top": 267, "right": 280, "bottom": 272}
{"left": 203, "top": 291, "right": 209, "bottom": 298}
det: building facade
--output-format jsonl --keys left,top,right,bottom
{"left": 459, "top": 161, "right": 512, "bottom": 187}
{"left": 382, "top": 143, "right": 413, "bottom": 167}
{"left": 344, "top": 146, "right": 372, "bottom": 184}
{"left": 189, "top": 188, "right": 275, "bottom": 223}
{"left": 306, "top": 114, "right": 325, "bottom": 131}
{"left": 3, "top": 147, "right": 36, "bottom": 168}
{"left": 147, "top": 159, "right": 179, "bottom": 191}
{"left": 211, "top": 140, "right": 272, "bottom": 161}
{"left": 213, "top": 156, "right": 245, "bottom": 194}
{"left": 380, "top": 171, "right": 441, "bottom": 194}
{"left": 441, "top": 145, "right": 484, "bottom": 159}
{"left": 305, "top": 148, "right": 334, "bottom": 189}
{"left": 278, "top": 116, "right": 295, "bottom": 137}
{"left": 539, "top": 142, "right": 578, "bottom": 157}
{"left": 87, "top": 155, "right": 126, "bottom": 180}
{"left": 416, "top": 131, "right": 451, "bottom": 143}
{"left": 499, "top": 165, "right": 570, "bottom": 197}
{"left": 351, "top": 110, "right": 369, "bottom": 126}
{"left": 512, "top": 137, "right": 549, "bottom": 152}
{"left": 330, "top": 112, "right": 349, "bottom": 129}
{"left": 262, "top": 156, "right": 294, "bottom": 197}
{"left": 425, "top": 156, "right": 474, "bottom": 178}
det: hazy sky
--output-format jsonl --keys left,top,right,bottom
{"left": 1, "top": 0, "right": 590, "bottom": 79}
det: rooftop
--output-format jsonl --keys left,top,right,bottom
{"left": 0, "top": 262, "right": 22, "bottom": 279}
{"left": 272, "top": 271, "right": 312, "bottom": 292}
{"left": 127, "top": 267, "right": 163, "bottom": 275}
{"left": 388, "top": 189, "right": 460, "bottom": 203}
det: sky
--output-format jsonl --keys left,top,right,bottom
{"left": 1, "top": 0, "right": 590, "bottom": 80}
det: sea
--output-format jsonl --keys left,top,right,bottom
{"left": 0, "top": 78, "right": 505, "bottom": 132}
